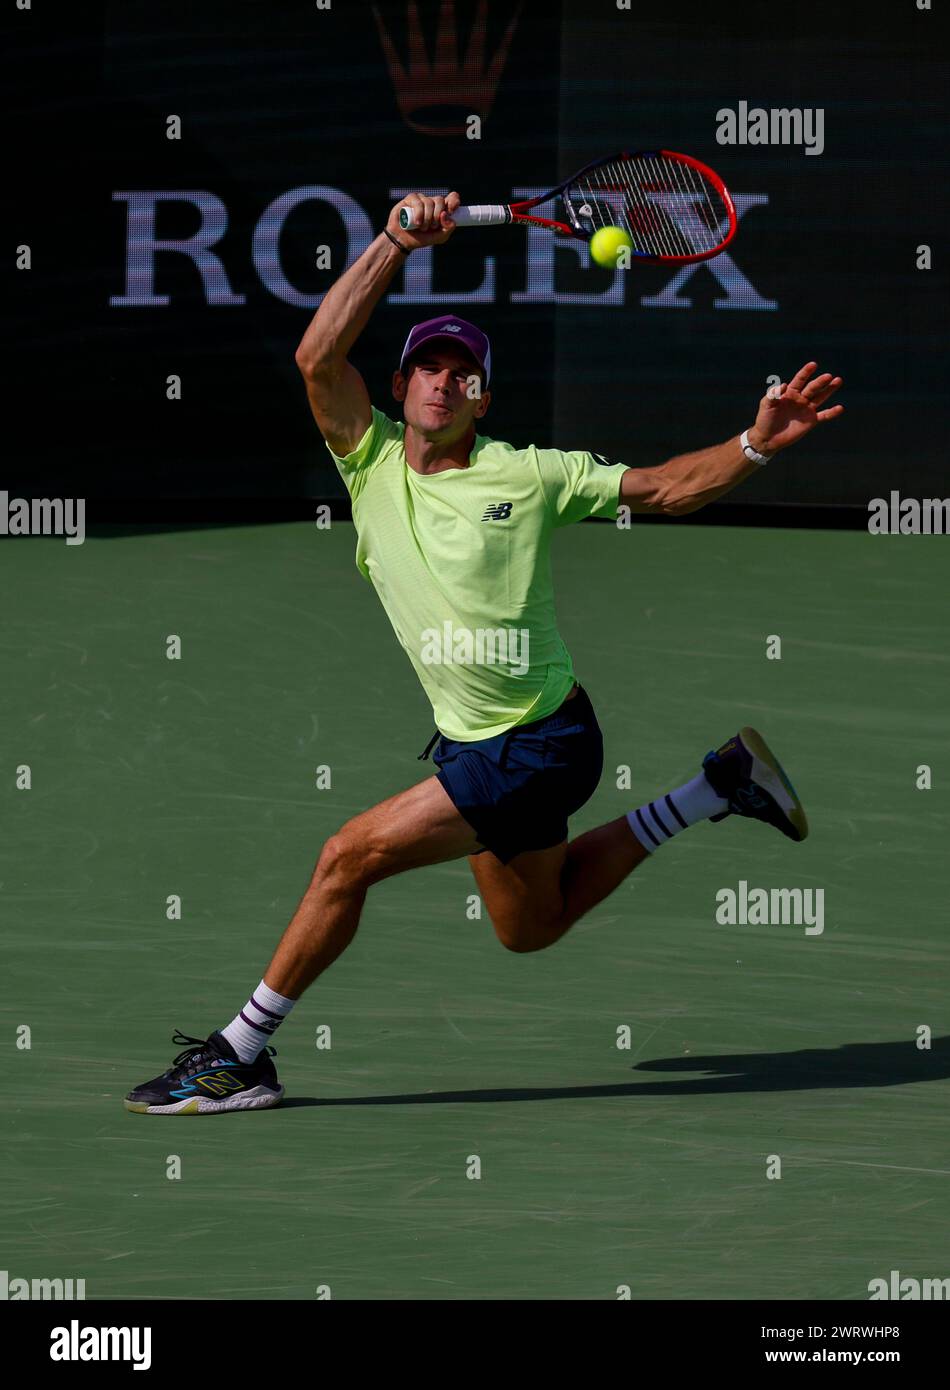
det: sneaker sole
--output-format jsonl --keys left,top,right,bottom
{"left": 739, "top": 726, "right": 809, "bottom": 841}
{"left": 124, "top": 1084, "right": 285, "bottom": 1116}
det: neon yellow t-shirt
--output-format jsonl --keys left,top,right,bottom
{"left": 327, "top": 408, "right": 628, "bottom": 741}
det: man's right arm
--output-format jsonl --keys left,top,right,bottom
{"left": 294, "top": 192, "right": 460, "bottom": 457}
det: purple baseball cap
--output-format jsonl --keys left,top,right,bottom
{"left": 398, "top": 314, "right": 492, "bottom": 386}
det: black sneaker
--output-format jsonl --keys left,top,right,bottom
{"left": 124, "top": 1029, "right": 284, "bottom": 1115}
{"left": 702, "top": 726, "right": 809, "bottom": 842}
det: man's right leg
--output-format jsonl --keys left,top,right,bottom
{"left": 264, "top": 775, "right": 481, "bottom": 998}
{"left": 125, "top": 776, "right": 480, "bottom": 1114}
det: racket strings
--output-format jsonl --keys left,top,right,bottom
{"left": 571, "top": 154, "right": 729, "bottom": 258}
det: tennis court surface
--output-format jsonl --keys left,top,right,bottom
{"left": 3, "top": 519, "right": 948, "bottom": 1300}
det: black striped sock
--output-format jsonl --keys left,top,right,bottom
{"left": 626, "top": 771, "right": 728, "bottom": 853}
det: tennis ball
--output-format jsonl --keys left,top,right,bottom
{"left": 589, "top": 225, "right": 633, "bottom": 269}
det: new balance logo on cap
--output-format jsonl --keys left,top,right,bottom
{"left": 482, "top": 502, "right": 513, "bottom": 521}
{"left": 443, "top": 323, "right": 462, "bottom": 332}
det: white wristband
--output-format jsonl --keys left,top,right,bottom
{"left": 740, "top": 429, "right": 772, "bottom": 465}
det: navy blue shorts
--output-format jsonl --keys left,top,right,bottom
{"left": 431, "top": 684, "right": 604, "bottom": 865}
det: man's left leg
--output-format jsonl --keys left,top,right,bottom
{"left": 470, "top": 815, "right": 648, "bottom": 954}
{"left": 472, "top": 725, "right": 809, "bottom": 952}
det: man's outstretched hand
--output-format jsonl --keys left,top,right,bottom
{"left": 748, "top": 362, "right": 844, "bottom": 456}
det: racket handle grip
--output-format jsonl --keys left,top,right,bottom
{"left": 398, "top": 204, "right": 509, "bottom": 230}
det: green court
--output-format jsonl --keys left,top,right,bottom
{"left": 3, "top": 520, "right": 948, "bottom": 1300}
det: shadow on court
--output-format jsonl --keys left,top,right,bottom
{"left": 273, "top": 1037, "right": 949, "bottom": 1108}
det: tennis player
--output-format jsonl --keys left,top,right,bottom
{"left": 126, "top": 190, "right": 843, "bottom": 1114}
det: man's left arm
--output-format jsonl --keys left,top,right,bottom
{"left": 620, "top": 361, "right": 844, "bottom": 515}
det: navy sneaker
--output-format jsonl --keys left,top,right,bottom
{"left": 702, "top": 727, "right": 808, "bottom": 842}
{"left": 124, "top": 1029, "right": 284, "bottom": 1115}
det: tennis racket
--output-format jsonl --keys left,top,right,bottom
{"left": 399, "top": 149, "right": 736, "bottom": 265}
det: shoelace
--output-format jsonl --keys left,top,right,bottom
{"left": 165, "top": 1029, "right": 276, "bottom": 1079}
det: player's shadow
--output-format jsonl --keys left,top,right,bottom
{"left": 276, "top": 1036, "right": 949, "bottom": 1107}
{"left": 627, "top": 1035, "right": 950, "bottom": 1096}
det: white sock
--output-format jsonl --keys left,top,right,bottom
{"left": 626, "top": 771, "right": 728, "bottom": 854}
{"left": 221, "top": 979, "right": 296, "bottom": 1062}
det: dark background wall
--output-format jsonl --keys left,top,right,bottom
{"left": 9, "top": 0, "right": 948, "bottom": 510}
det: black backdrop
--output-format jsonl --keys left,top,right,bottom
{"left": 9, "top": 0, "right": 948, "bottom": 511}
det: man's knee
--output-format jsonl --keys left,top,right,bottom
{"left": 493, "top": 910, "right": 562, "bottom": 954}
{"left": 312, "top": 832, "right": 349, "bottom": 883}
{"left": 315, "top": 821, "right": 394, "bottom": 889}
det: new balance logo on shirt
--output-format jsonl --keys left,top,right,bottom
{"left": 481, "top": 502, "right": 513, "bottom": 521}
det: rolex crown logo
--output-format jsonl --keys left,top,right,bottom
{"left": 373, "top": 0, "right": 522, "bottom": 137}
